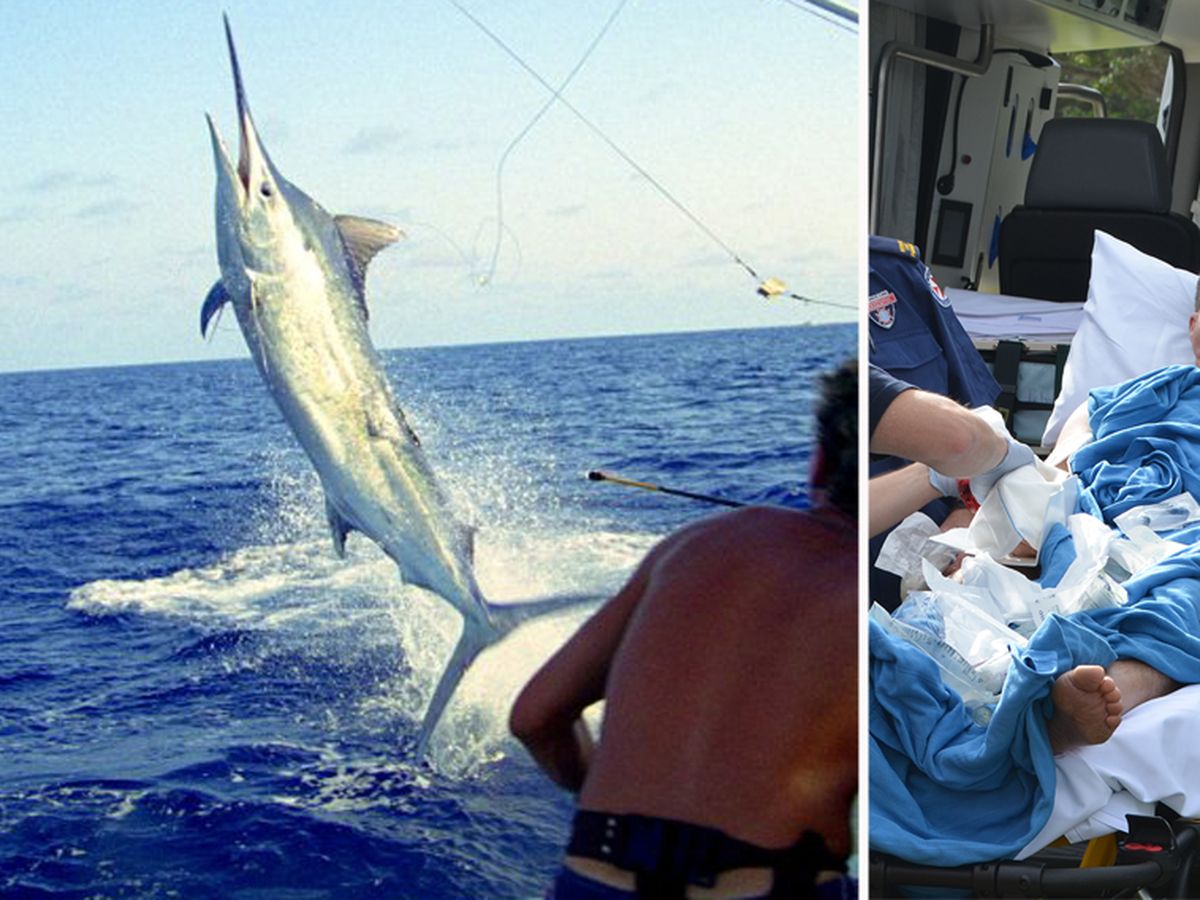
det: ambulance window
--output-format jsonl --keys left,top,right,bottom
{"left": 1055, "top": 45, "right": 1174, "bottom": 129}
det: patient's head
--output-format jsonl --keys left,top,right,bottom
{"left": 1191, "top": 280, "right": 1200, "bottom": 365}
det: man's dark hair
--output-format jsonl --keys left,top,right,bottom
{"left": 816, "top": 358, "right": 858, "bottom": 518}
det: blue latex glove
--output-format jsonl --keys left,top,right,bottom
{"left": 927, "top": 465, "right": 960, "bottom": 497}
{"left": 927, "top": 437, "right": 1037, "bottom": 500}
{"left": 969, "top": 438, "right": 1037, "bottom": 501}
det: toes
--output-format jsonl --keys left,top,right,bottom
{"left": 1070, "top": 665, "right": 1107, "bottom": 692}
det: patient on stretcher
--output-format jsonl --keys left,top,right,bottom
{"left": 1048, "top": 276, "right": 1200, "bottom": 469}
{"left": 871, "top": 359, "right": 1200, "bottom": 867}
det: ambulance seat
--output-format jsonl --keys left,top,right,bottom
{"left": 999, "top": 117, "right": 1200, "bottom": 302}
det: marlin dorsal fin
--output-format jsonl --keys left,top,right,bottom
{"left": 325, "top": 496, "right": 355, "bottom": 558}
{"left": 335, "top": 215, "right": 405, "bottom": 314}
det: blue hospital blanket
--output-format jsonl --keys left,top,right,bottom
{"left": 871, "top": 363, "right": 1200, "bottom": 864}
{"left": 1073, "top": 364, "right": 1200, "bottom": 523}
{"left": 870, "top": 616, "right": 1114, "bottom": 864}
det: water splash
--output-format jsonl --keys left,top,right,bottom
{"left": 67, "top": 520, "right": 654, "bottom": 774}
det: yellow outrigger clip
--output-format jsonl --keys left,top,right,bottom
{"left": 756, "top": 277, "right": 788, "bottom": 299}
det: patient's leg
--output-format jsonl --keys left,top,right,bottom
{"left": 1108, "top": 659, "right": 1179, "bottom": 714}
{"left": 1045, "top": 402, "right": 1092, "bottom": 471}
{"left": 1048, "top": 665, "right": 1123, "bottom": 754}
{"left": 1047, "top": 660, "right": 1180, "bottom": 754}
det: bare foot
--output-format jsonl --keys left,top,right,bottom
{"left": 1048, "top": 665, "right": 1123, "bottom": 754}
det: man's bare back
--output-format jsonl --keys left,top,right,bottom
{"left": 582, "top": 505, "right": 857, "bottom": 855}
{"left": 512, "top": 359, "right": 858, "bottom": 897}
{"left": 512, "top": 505, "right": 857, "bottom": 860}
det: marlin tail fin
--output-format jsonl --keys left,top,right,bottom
{"left": 414, "top": 620, "right": 493, "bottom": 758}
{"left": 413, "top": 591, "right": 603, "bottom": 757}
{"left": 484, "top": 592, "right": 604, "bottom": 635}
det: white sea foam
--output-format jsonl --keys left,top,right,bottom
{"left": 65, "top": 426, "right": 660, "bottom": 774}
{"left": 67, "top": 523, "right": 657, "bottom": 775}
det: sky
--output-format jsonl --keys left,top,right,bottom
{"left": 0, "top": 0, "right": 858, "bottom": 373}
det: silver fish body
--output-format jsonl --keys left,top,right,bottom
{"left": 203, "top": 18, "right": 542, "bottom": 753}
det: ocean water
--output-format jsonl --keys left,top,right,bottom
{"left": 0, "top": 324, "right": 853, "bottom": 898}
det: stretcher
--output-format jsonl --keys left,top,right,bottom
{"left": 869, "top": 360, "right": 1200, "bottom": 896}
{"left": 871, "top": 809, "right": 1200, "bottom": 898}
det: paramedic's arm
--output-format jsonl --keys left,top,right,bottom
{"left": 869, "top": 464, "right": 942, "bottom": 537}
{"left": 1046, "top": 402, "right": 1092, "bottom": 471}
{"left": 870, "top": 388, "right": 1007, "bottom": 476}
{"left": 509, "top": 540, "right": 660, "bottom": 792}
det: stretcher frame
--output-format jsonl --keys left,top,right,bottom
{"left": 869, "top": 810, "right": 1200, "bottom": 898}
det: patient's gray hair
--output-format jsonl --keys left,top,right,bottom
{"left": 1194, "top": 277, "right": 1200, "bottom": 314}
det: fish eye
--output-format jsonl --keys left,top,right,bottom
{"left": 260, "top": 183, "right": 273, "bottom": 198}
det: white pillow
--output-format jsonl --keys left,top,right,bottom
{"left": 1042, "top": 230, "right": 1198, "bottom": 446}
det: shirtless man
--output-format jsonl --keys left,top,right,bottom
{"left": 510, "top": 360, "right": 858, "bottom": 899}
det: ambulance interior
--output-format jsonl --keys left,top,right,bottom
{"left": 871, "top": 0, "right": 1200, "bottom": 444}
{"left": 869, "top": 2, "right": 1200, "bottom": 896}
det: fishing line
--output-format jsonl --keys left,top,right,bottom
{"left": 409, "top": 219, "right": 477, "bottom": 275}
{"left": 445, "top": 0, "right": 856, "bottom": 313}
{"left": 205, "top": 303, "right": 228, "bottom": 339}
{"left": 479, "top": 0, "right": 631, "bottom": 286}
{"left": 775, "top": 0, "right": 859, "bottom": 34}
{"left": 471, "top": 218, "right": 524, "bottom": 283}
{"left": 394, "top": 219, "right": 526, "bottom": 287}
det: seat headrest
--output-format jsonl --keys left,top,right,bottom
{"left": 1025, "top": 118, "right": 1171, "bottom": 212}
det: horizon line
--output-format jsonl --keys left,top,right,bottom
{"left": 0, "top": 321, "right": 853, "bottom": 378}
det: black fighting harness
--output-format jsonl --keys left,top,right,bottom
{"left": 567, "top": 810, "right": 847, "bottom": 898}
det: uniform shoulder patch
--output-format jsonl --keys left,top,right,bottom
{"left": 924, "top": 266, "right": 951, "bottom": 307}
{"left": 868, "top": 289, "right": 897, "bottom": 328}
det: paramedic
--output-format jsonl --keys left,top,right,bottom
{"left": 869, "top": 236, "right": 1002, "bottom": 606}
{"left": 868, "top": 365, "right": 1035, "bottom": 540}
{"left": 510, "top": 361, "right": 858, "bottom": 899}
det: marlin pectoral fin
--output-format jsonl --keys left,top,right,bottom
{"left": 334, "top": 215, "right": 405, "bottom": 313}
{"left": 395, "top": 405, "right": 421, "bottom": 446}
{"left": 325, "top": 496, "right": 355, "bottom": 558}
{"left": 201, "top": 281, "right": 232, "bottom": 337}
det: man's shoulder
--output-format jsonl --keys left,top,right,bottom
{"left": 668, "top": 506, "right": 853, "bottom": 560}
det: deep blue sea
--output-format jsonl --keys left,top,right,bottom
{"left": 0, "top": 324, "right": 853, "bottom": 898}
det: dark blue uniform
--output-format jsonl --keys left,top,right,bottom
{"left": 868, "top": 236, "right": 1000, "bottom": 609}
{"left": 868, "top": 235, "right": 999, "bottom": 406}
{"left": 868, "top": 364, "right": 914, "bottom": 438}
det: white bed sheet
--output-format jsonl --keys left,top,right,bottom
{"left": 1018, "top": 683, "right": 1200, "bottom": 858}
{"left": 946, "top": 288, "right": 1084, "bottom": 342}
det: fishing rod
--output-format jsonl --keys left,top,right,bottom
{"left": 587, "top": 470, "right": 744, "bottom": 508}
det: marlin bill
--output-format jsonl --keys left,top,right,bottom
{"left": 202, "top": 17, "right": 580, "bottom": 755}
